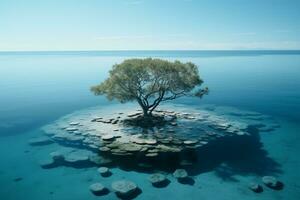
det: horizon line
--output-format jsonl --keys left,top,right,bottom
{"left": 1, "top": 49, "right": 300, "bottom": 53}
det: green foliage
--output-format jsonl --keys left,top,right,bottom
{"left": 91, "top": 58, "right": 208, "bottom": 115}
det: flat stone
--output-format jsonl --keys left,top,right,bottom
{"left": 89, "top": 183, "right": 108, "bottom": 196}
{"left": 67, "top": 135, "right": 84, "bottom": 142}
{"left": 236, "top": 131, "right": 245, "bottom": 136}
{"left": 248, "top": 182, "right": 263, "bottom": 193}
{"left": 173, "top": 169, "right": 188, "bottom": 179}
{"left": 157, "top": 145, "right": 181, "bottom": 153}
{"left": 262, "top": 176, "right": 279, "bottom": 189}
{"left": 111, "top": 180, "right": 138, "bottom": 197}
{"left": 39, "top": 158, "right": 55, "bottom": 169}
{"left": 145, "top": 139, "right": 157, "bottom": 145}
{"left": 183, "top": 139, "right": 198, "bottom": 145}
{"left": 98, "top": 167, "right": 111, "bottom": 177}
{"left": 65, "top": 152, "right": 89, "bottom": 163}
{"left": 69, "top": 121, "right": 80, "bottom": 126}
{"left": 101, "top": 135, "right": 116, "bottom": 141}
{"left": 50, "top": 151, "right": 65, "bottom": 162}
{"left": 200, "top": 141, "right": 208, "bottom": 145}
{"left": 131, "top": 138, "right": 146, "bottom": 144}
{"left": 172, "top": 139, "right": 183, "bottom": 145}
{"left": 122, "top": 144, "right": 142, "bottom": 152}
{"left": 145, "top": 153, "right": 158, "bottom": 157}
{"left": 89, "top": 155, "right": 102, "bottom": 165}
{"left": 66, "top": 127, "right": 78, "bottom": 132}
{"left": 170, "top": 122, "right": 177, "bottom": 126}
{"left": 148, "top": 173, "right": 168, "bottom": 187}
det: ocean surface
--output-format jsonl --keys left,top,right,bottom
{"left": 0, "top": 50, "right": 300, "bottom": 200}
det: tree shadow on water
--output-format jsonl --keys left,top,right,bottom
{"left": 187, "top": 128, "right": 282, "bottom": 182}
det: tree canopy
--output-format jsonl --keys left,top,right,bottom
{"left": 91, "top": 58, "right": 208, "bottom": 117}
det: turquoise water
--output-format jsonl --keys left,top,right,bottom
{"left": 0, "top": 51, "right": 300, "bottom": 199}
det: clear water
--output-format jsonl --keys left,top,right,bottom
{"left": 0, "top": 51, "right": 300, "bottom": 199}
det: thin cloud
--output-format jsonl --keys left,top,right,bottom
{"left": 94, "top": 34, "right": 189, "bottom": 40}
{"left": 274, "top": 30, "right": 291, "bottom": 33}
{"left": 234, "top": 32, "right": 257, "bottom": 36}
{"left": 125, "top": 0, "right": 144, "bottom": 5}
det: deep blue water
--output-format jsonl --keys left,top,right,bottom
{"left": 0, "top": 51, "right": 300, "bottom": 200}
{"left": 1, "top": 51, "right": 299, "bottom": 136}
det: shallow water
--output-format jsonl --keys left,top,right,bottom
{"left": 0, "top": 51, "right": 300, "bottom": 199}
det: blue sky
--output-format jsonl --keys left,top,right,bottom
{"left": 0, "top": 0, "right": 300, "bottom": 51}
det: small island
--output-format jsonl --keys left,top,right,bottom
{"left": 31, "top": 58, "right": 281, "bottom": 198}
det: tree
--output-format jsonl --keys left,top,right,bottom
{"left": 91, "top": 58, "right": 208, "bottom": 118}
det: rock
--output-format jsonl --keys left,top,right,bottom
{"left": 101, "top": 135, "right": 116, "bottom": 141}
{"left": 111, "top": 120, "right": 119, "bottom": 124}
{"left": 262, "top": 176, "right": 281, "bottom": 189}
{"left": 200, "top": 141, "right": 208, "bottom": 145}
{"left": 98, "top": 167, "right": 111, "bottom": 177}
{"left": 183, "top": 139, "right": 198, "bottom": 145}
{"left": 145, "top": 153, "right": 158, "bottom": 157}
{"left": 89, "top": 183, "right": 109, "bottom": 196}
{"left": 28, "top": 137, "right": 54, "bottom": 146}
{"left": 89, "top": 155, "right": 102, "bottom": 165}
{"left": 67, "top": 135, "right": 84, "bottom": 142}
{"left": 159, "top": 138, "right": 172, "bottom": 144}
{"left": 111, "top": 180, "right": 138, "bottom": 198}
{"left": 145, "top": 139, "right": 157, "bottom": 145}
{"left": 173, "top": 169, "right": 188, "bottom": 179}
{"left": 148, "top": 149, "right": 159, "bottom": 153}
{"left": 50, "top": 151, "right": 65, "bottom": 162}
{"left": 73, "top": 130, "right": 82, "bottom": 135}
{"left": 236, "top": 131, "right": 245, "bottom": 136}
{"left": 69, "top": 121, "right": 80, "bottom": 126}
{"left": 172, "top": 139, "right": 183, "bottom": 145}
{"left": 66, "top": 127, "right": 78, "bottom": 132}
{"left": 39, "top": 158, "right": 56, "bottom": 169}
{"left": 248, "top": 182, "right": 263, "bottom": 193}
{"left": 122, "top": 144, "right": 142, "bottom": 152}
{"left": 127, "top": 113, "right": 141, "bottom": 117}
{"left": 148, "top": 173, "right": 168, "bottom": 187}
{"left": 140, "top": 147, "right": 148, "bottom": 152}
{"left": 64, "top": 152, "right": 89, "bottom": 165}
{"left": 157, "top": 145, "right": 181, "bottom": 153}
{"left": 170, "top": 122, "right": 177, "bottom": 126}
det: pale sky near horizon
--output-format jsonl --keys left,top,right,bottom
{"left": 0, "top": 0, "right": 300, "bottom": 51}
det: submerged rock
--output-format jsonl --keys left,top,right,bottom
{"left": 148, "top": 173, "right": 168, "bottom": 187}
{"left": 183, "top": 139, "right": 198, "bottom": 145}
{"left": 173, "top": 169, "right": 188, "bottom": 179}
{"left": 248, "top": 182, "right": 263, "bottom": 193}
{"left": 65, "top": 152, "right": 89, "bottom": 164}
{"left": 111, "top": 180, "right": 138, "bottom": 198}
{"left": 50, "top": 151, "right": 65, "bottom": 162}
{"left": 145, "top": 153, "right": 158, "bottom": 157}
{"left": 122, "top": 143, "right": 142, "bottom": 152}
{"left": 66, "top": 127, "right": 78, "bottom": 132}
{"left": 99, "top": 147, "right": 111, "bottom": 152}
{"left": 89, "top": 183, "right": 109, "bottom": 196}
{"left": 69, "top": 121, "right": 80, "bottom": 126}
{"left": 101, "top": 134, "right": 116, "bottom": 141}
{"left": 145, "top": 139, "right": 157, "bottom": 145}
{"left": 98, "top": 167, "right": 111, "bottom": 177}
{"left": 39, "top": 158, "right": 56, "bottom": 169}
{"left": 262, "top": 176, "right": 282, "bottom": 190}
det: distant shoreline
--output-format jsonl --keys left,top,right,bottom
{"left": 1, "top": 50, "right": 300, "bottom": 57}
